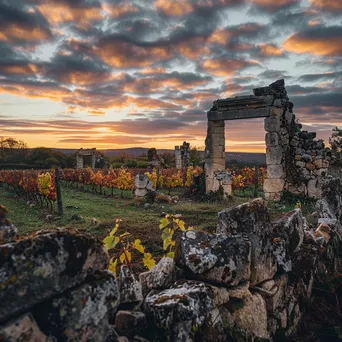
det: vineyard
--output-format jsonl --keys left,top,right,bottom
{"left": 0, "top": 166, "right": 266, "bottom": 213}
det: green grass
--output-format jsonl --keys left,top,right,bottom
{"left": 0, "top": 185, "right": 251, "bottom": 251}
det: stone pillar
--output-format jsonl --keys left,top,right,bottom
{"left": 175, "top": 146, "right": 182, "bottom": 169}
{"left": 205, "top": 120, "right": 232, "bottom": 196}
{"left": 263, "top": 107, "right": 288, "bottom": 201}
{"left": 91, "top": 153, "right": 96, "bottom": 169}
{"left": 76, "top": 155, "right": 83, "bottom": 169}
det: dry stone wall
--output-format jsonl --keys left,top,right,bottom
{"left": 1, "top": 179, "right": 342, "bottom": 341}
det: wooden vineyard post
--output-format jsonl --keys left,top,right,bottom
{"left": 254, "top": 167, "right": 259, "bottom": 197}
{"left": 55, "top": 168, "right": 63, "bottom": 215}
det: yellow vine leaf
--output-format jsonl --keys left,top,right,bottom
{"left": 159, "top": 217, "right": 169, "bottom": 229}
{"left": 167, "top": 251, "right": 175, "bottom": 258}
{"left": 174, "top": 219, "right": 186, "bottom": 231}
{"left": 108, "top": 258, "right": 118, "bottom": 276}
{"left": 103, "top": 236, "right": 120, "bottom": 250}
{"left": 110, "top": 225, "right": 119, "bottom": 236}
{"left": 133, "top": 239, "right": 145, "bottom": 253}
{"left": 143, "top": 252, "right": 156, "bottom": 270}
{"left": 163, "top": 237, "right": 175, "bottom": 251}
{"left": 119, "top": 250, "right": 132, "bottom": 264}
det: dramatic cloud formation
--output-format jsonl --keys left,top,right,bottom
{"left": 0, "top": 0, "right": 341, "bottom": 151}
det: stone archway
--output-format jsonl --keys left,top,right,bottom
{"left": 204, "top": 79, "right": 294, "bottom": 200}
{"left": 76, "top": 148, "right": 97, "bottom": 169}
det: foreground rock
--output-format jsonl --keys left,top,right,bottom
{"left": 217, "top": 198, "right": 277, "bottom": 285}
{"left": 144, "top": 280, "right": 214, "bottom": 341}
{"left": 0, "top": 204, "right": 18, "bottom": 244}
{"left": 0, "top": 229, "right": 109, "bottom": 323}
{"left": 176, "top": 230, "right": 251, "bottom": 286}
{"left": 32, "top": 270, "right": 119, "bottom": 341}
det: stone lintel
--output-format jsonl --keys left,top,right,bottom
{"left": 208, "top": 107, "right": 271, "bottom": 121}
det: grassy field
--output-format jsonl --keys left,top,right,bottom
{"left": 0, "top": 184, "right": 313, "bottom": 256}
{"left": 0, "top": 185, "right": 255, "bottom": 251}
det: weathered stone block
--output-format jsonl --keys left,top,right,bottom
{"left": 139, "top": 257, "right": 176, "bottom": 296}
{"left": 231, "top": 293, "right": 269, "bottom": 340}
{"left": 32, "top": 270, "right": 119, "bottom": 341}
{"left": 0, "top": 230, "right": 109, "bottom": 323}
{"left": 267, "top": 165, "right": 285, "bottom": 179}
{"left": 263, "top": 179, "right": 285, "bottom": 193}
{"left": 285, "top": 110, "right": 293, "bottom": 124}
{"left": 266, "top": 132, "right": 279, "bottom": 147}
{"left": 119, "top": 265, "right": 143, "bottom": 305}
{"left": 270, "top": 107, "right": 283, "bottom": 117}
{"left": 175, "top": 230, "right": 251, "bottom": 286}
{"left": 0, "top": 205, "right": 18, "bottom": 244}
{"left": 264, "top": 192, "right": 281, "bottom": 201}
{"left": 266, "top": 145, "right": 283, "bottom": 165}
{"left": 259, "top": 274, "right": 288, "bottom": 313}
{"left": 0, "top": 314, "right": 48, "bottom": 342}
{"left": 306, "top": 162, "right": 316, "bottom": 171}
{"left": 144, "top": 281, "right": 214, "bottom": 335}
{"left": 115, "top": 311, "right": 146, "bottom": 339}
{"left": 264, "top": 116, "right": 281, "bottom": 132}
{"left": 217, "top": 199, "right": 277, "bottom": 285}
{"left": 307, "top": 179, "right": 323, "bottom": 199}
{"left": 272, "top": 209, "right": 305, "bottom": 253}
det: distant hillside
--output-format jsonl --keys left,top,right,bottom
{"left": 52, "top": 148, "right": 266, "bottom": 164}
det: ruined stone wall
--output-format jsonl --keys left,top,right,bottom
{"left": 2, "top": 179, "right": 342, "bottom": 341}
{"left": 287, "top": 127, "right": 331, "bottom": 198}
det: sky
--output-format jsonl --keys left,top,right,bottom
{"left": 0, "top": 0, "right": 341, "bottom": 152}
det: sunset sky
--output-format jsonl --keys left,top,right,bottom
{"left": 0, "top": 0, "right": 341, "bottom": 152}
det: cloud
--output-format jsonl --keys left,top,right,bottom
{"left": 309, "top": 0, "right": 342, "bottom": 14}
{"left": 200, "top": 58, "right": 261, "bottom": 76}
{"left": 0, "top": 1, "right": 53, "bottom": 45}
{"left": 283, "top": 25, "right": 342, "bottom": 56}
{"left": 249, "top": 0, "right": 300, "bottom": 12}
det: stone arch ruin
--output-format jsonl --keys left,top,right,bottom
{"left": 76, "top": 148, "right": 97, "bottom": 168}
{"left": 205, "top": 79, "right": 330, "bottom": 200}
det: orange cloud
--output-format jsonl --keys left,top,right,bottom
{"left": 283, "top": 28, "right": 342, "bottom": 56}
{"left": 0, "top": 24, "right": 51, "bottom": 43}
{"left": 154, "top": 0, "right": 194, "bottom": 16}
{"left": 0, "top": 63, "right": 41, "bottom": 75}
{"left": 88, "top": 109, "right": 106, "bottom": 116}
{"left": 95, "top": 39, "right": 171, "bottom": 68}
{"left": 201, "top": 58, "right": 260, "bottom": 76}
{"left": 309, "top": 0, "right": 342, "bottom": 12}
{"left": 104, "top": 2, "right": 139, "bottom": 17}
{"left": 257, "top": 43, "right": 285, "bottom": 57}
{"left": 53, "top": 71, "right": 114, "bottom": 85}
{"left": 37, "top": 4, "right": 103, "bottom": 28}
{"left": 249, "top": 0, "right": 299, "bottom": 11}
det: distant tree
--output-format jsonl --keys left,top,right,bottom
{"left": 159, "top": 152, "right": 175, "bottom": 168}
{"left": 189, "top": 147, "right": 204, "bottom": 166}
{"left": 0, "top": 137, "right": 28, "bottom": 163}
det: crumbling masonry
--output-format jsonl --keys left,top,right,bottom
{"left": 205, "top": 79, "right": 330, "bottom": 200}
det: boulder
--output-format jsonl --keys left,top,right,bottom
{"left": 115, "top": 311, "right": 146, "bottom": 339}
{"left": 144, "top": 280, "right": 214, "bottom": 340}
{"left": 0, "top": 204, "right": 18, "bottom": 244}
{"left": 0, "top": 314, "right": 48, "bottom": 342}
{"left": 316, "top": 178, "right": 342, "bottom": 221}
{"left": 0, "top": 230, "right": 109, "bottom": 323}
{"left": 272, "top": 209, "right": 305, "bottom": 253}
{"left": 230, "top": 293, "right": 269, "bottom": 340}
{"left": 118, "top": 265, "right": 143, "bottom": 306}
{"left": 139, "top": 257, "right": 176, "bottom": 296}
{"left": 175, "top": 230, "right": 251, "bottom": 286}
{"left": 32, "top": 270, "right": 119, "bottom": 341}
{"left": 217, "top": 199, "right": 277, "bottom": 285}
